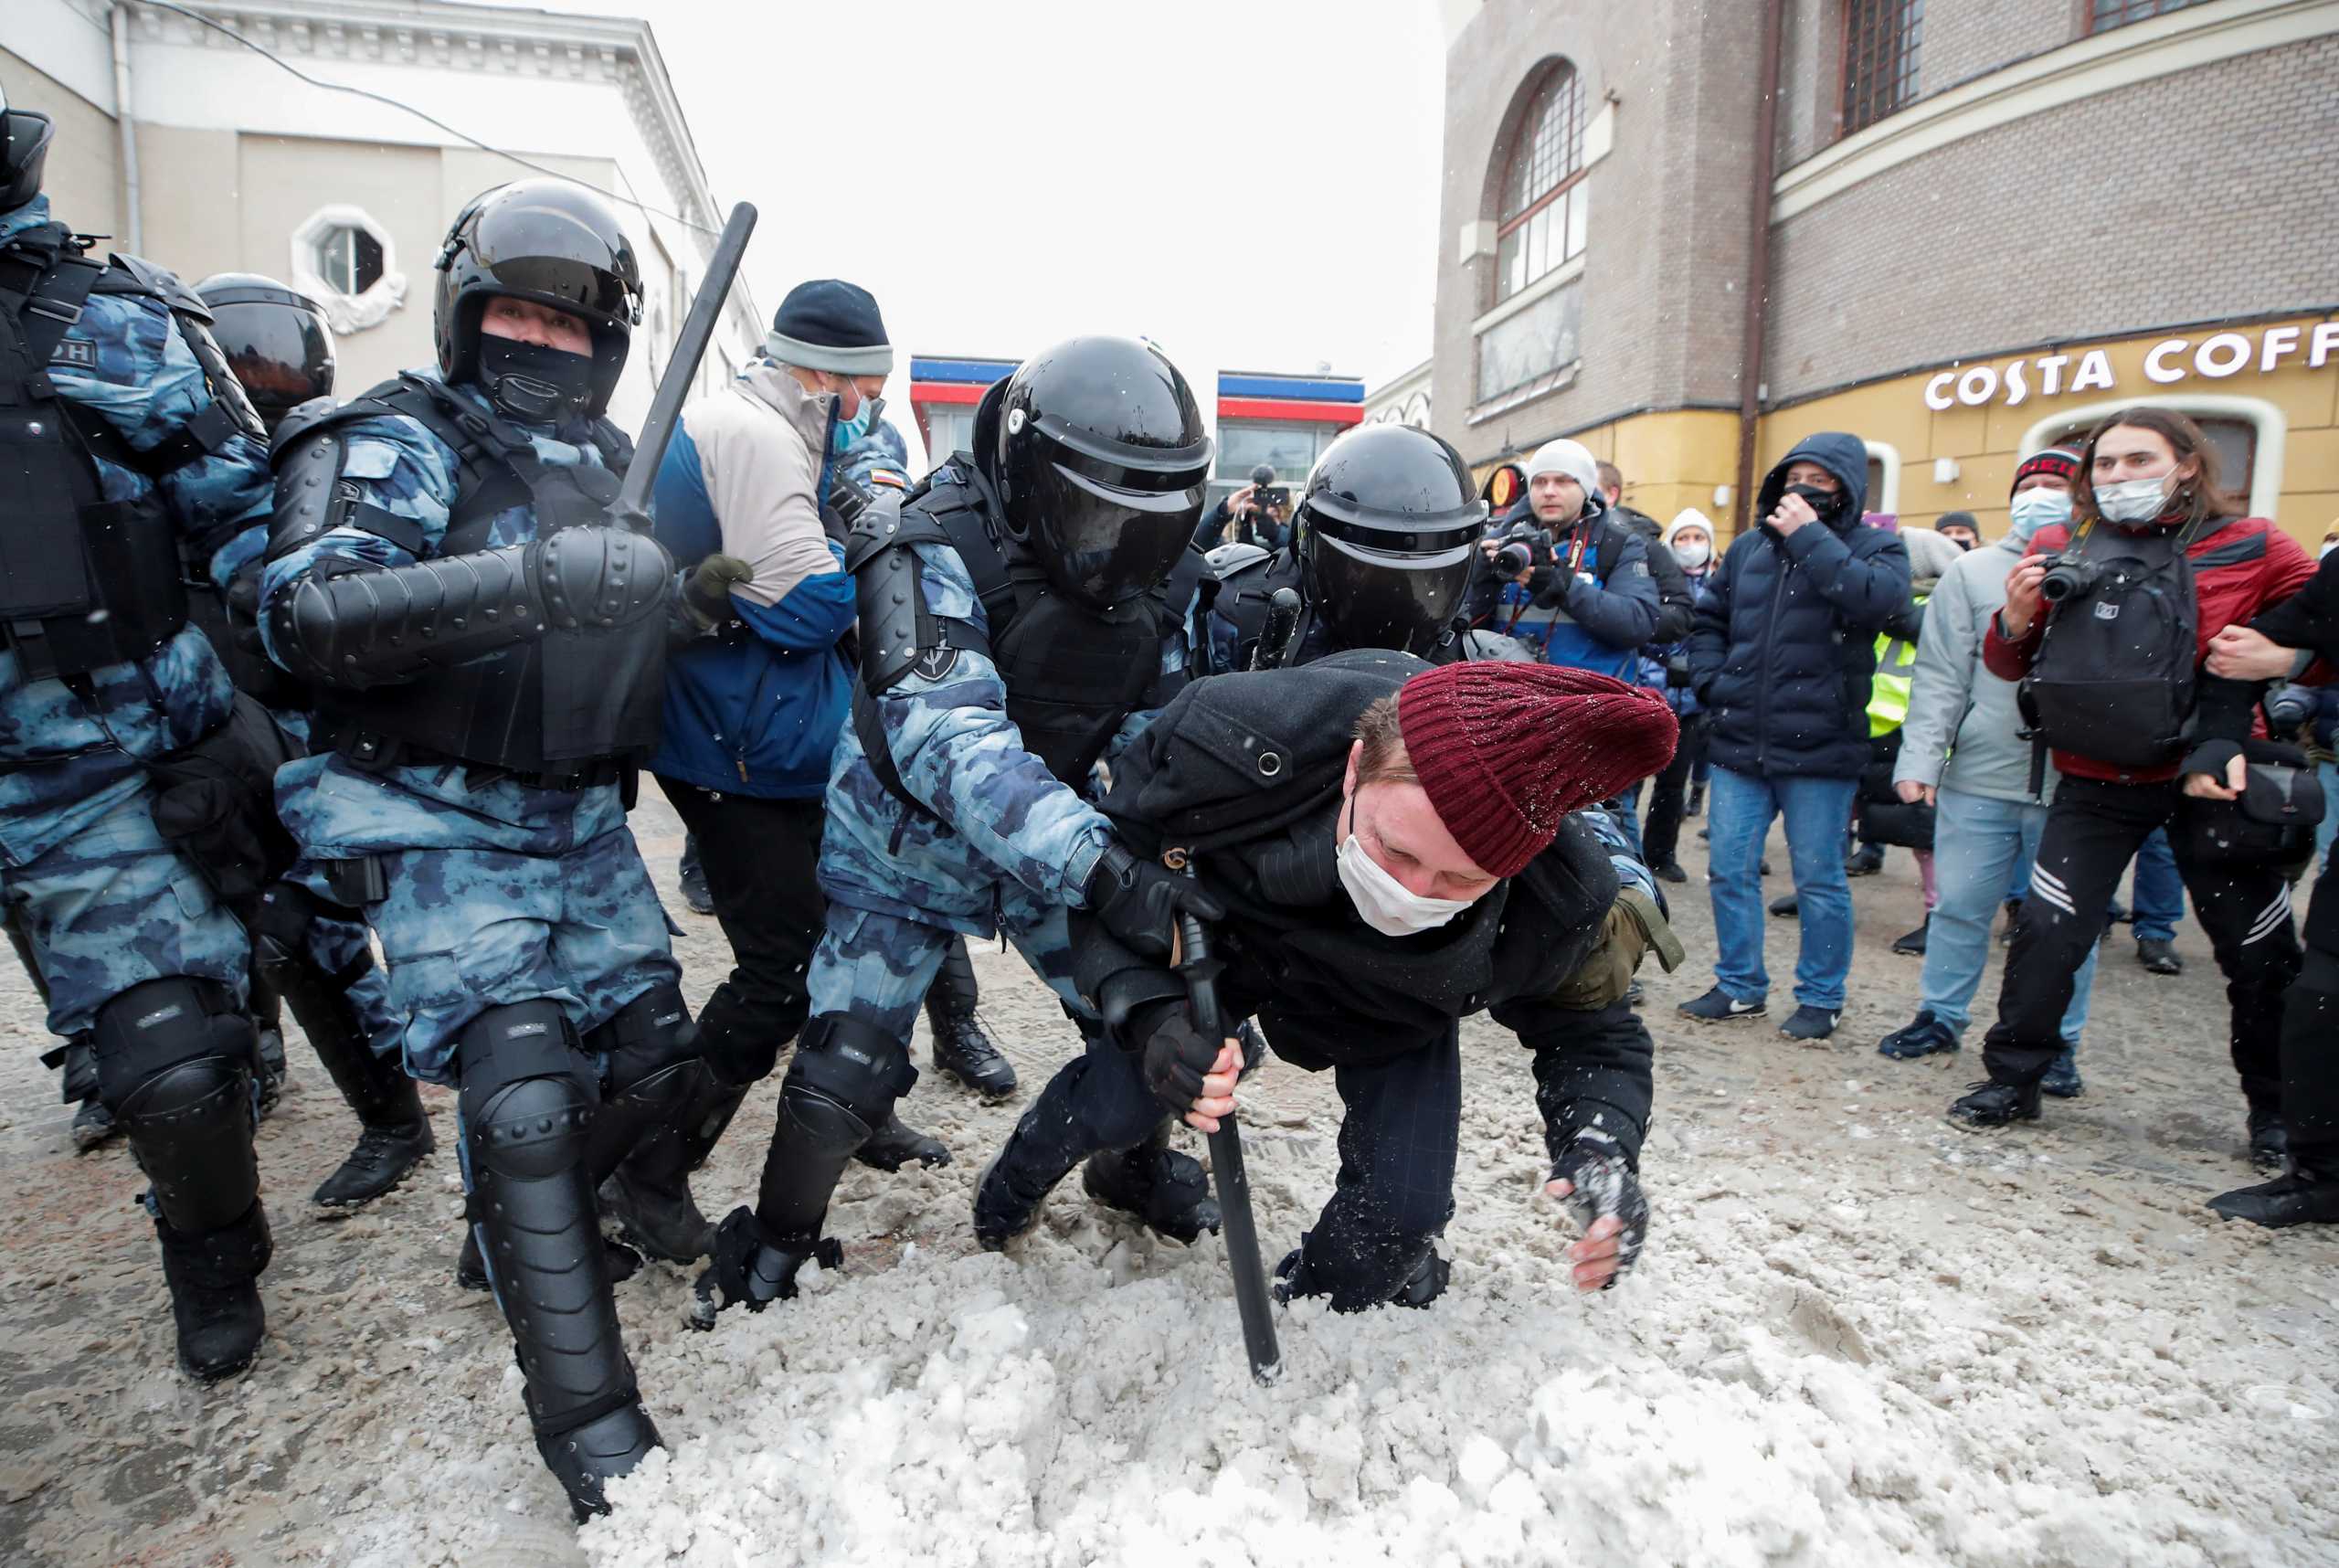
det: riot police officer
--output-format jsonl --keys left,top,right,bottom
{"left": 196, "top": 272, "right": 432, "bottom": 1210}
{"left": 0, "top": 86, "right": 281, "bottom": 1381}
{"left": 690, "top": 334, "right": 1226, "bottom": 1323}
{"left": 257, "top": 179, "right": 695, "bottom": 1520}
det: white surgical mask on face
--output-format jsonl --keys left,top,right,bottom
{"left": 2094, "top": 474, "right": 2174, "bottom": 524}
{"left": 1671, "top": 538, "right": 1711, "bottom": 569}
{"left": 2006, "top": 488, "right": 2072, "bottom": 541}
{"left": 1335, "top": 797, "right": 1475, "bottom": 938}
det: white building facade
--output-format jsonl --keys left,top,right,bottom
{"left": 3, "top": 0, "right": 762, "bottom": 429}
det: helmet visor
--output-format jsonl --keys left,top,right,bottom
{"left": 1032, "top": 459, "right": 1204, "bottom": 607}
{"left": 208, "top": 302, "right": 334, "bottom": 417}
{"left": 1306, "top": 530, "right": 1475, "bottom": 656}
{"left": 468, "top": 200, "right": 638, "bottom": 326}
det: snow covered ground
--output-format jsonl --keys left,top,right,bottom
{"left": 2, "top": 788, "right": 2333, "bottom": 1567}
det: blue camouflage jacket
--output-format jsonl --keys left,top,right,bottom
{"left": 0, "top": 197, "right": 269, "bottom": 867}
{"left": 819, "top": 533, "right": 1194, "bottom": 934}
{"left": 251, "top": 368, "right": 633, "bottom": 859}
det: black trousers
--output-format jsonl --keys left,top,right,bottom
{"left": 1303, "top": 1028, "right": 1464, "bottom": 1309}
{"left": 658, "top": 779, "right": 828, "bottom": 1088}
{"left": 2281, "top": 865, "right": 2338, "bottom": 1171}
{"left": 1643, "top": 713, "right": 1709, "bottom": 871}
{"left": 1982, "top": 776, "right": 2301, "bottom": 1103}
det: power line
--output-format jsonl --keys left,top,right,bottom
{"left": 137, "top": 0, "right": 720, "bottom": 236}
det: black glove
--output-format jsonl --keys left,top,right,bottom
{"left": 1129, "top": 999, "right": 1222, "bottom": 1116}
{"left": 1083, "top": 842, "right": 1225, "bottom": 961}
{"left": 1549, "top": 1127, "right": 1648, "bottom": 1290}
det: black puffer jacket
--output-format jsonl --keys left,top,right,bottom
{"left": 1688, "top": 433, "right": 1912, "bottom": 779}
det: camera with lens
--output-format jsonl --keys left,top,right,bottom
{"left": 1492, "top": 521, "right": 1554, "bottom": 577}
{"left": 2264, "top": 681, "right": 2313, "bottom": 732}
{"left": 2037, "top": 552, "right": 2101, "bottom": 605}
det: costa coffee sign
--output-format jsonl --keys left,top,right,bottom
{"left": 1922, "top": 321, "right": 2339, "bottom": 412}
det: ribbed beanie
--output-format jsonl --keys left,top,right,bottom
{"left": 1394, "top": 662, "right": 1678, "bottom": 878}
{"left": 765, "top": 279, "right": 893, "bottom": 376}
{"left": 2011, "top": 447, "right": 2080, "bottom": 494}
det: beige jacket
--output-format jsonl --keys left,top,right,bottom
{"left": 673, "top": 362, "right": 841, "bottom": 608}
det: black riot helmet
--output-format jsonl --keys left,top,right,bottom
{"left": 1, "top": 81, "right": 57, "bottom": 212}
{"left": 988, "top": 335, "right": 1213, "bottom": 609}
{"left": 433, "top": 179, "right": 640, "bottom": 420}
{"left": 1293, "top": 424, "right": 1487, "bottom": 656}
{"left": 195, "top": 273, "right": 336, "bottom": 432}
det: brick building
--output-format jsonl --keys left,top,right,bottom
{"left": 1434, "top": 0, "right": 2339, "bottom": 546}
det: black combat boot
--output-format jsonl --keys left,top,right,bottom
{"left": 598, "top": 1074, "right": 748, "bottom": 1265}
{"left": 926, "top": 938, "right": 1016, "bottom": 1098}
{"left": 972, "top": 1099, "right": 1085, "bottom": 1250}
{"left": 156, "top": 1200, "right": 271, "bottom": 1382}
{"left": 853, "top": 1109, "right": 951, "bottom": 1171}
{"left": 305, "top": 1025, "right": 434, "bottom": 1208}
{"left": 1081, "top": 1123, "right": 1222, "bottom": 1245}
{"left": 2248, "top": 1108, "right": 2290, "bottom": 1175}
{"left": 1948, "top": 1078, "right": 2042, "bottom": 1129}
{"left": 2207, "top": 1167, "right": 2339, "bottom": 1228}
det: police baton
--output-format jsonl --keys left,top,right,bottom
{"left": 1166, "top": 851, "right": 1282, "bottom": 1385}
{"left": 1251, "top": 587, "right": 1303, "bottom": 672}
{"left": 609, "top": 201, "right": 757, "bottom": 535}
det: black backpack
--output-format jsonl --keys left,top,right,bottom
{"left": 2019, "top": 517, "right": 2208, "bottom": 777}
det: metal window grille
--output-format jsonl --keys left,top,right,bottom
{"left": 1841, "top": 0, "right": 1923, "bottom": 136}
{"left": 2090, "top": 0, "right": 2210, "bottom": 30}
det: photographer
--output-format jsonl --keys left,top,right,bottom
{"left": 1469, "top": 439, "right": 1660, "bottom": 681}
{"left": 1193, "top": 462, "right": 1291, "bottom": 551}
{"left": 1955, "top": 408, "right": 2315, "bottom": 1157}
{"left": 1681, "top": 435, "right": 1910, "bottom": 1042}
{"left": 1640, "top": 509, "right": 1722, "bottom": 882}
{"left": 2200, "top": 544, "right": 2339, "bottom": 1225}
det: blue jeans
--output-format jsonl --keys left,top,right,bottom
{"left": 2129, "top": 826, "right": 2185, "bottom": 943}
{"left": 1921, "top": 788, "right": 2095, "bottom": 1042}
{"left": 1707, "top": 766, "right": 1857, "bottom": 1011}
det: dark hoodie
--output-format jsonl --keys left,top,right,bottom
{"left": 1688, "top": 433, "right": 1912, "bottom": 779}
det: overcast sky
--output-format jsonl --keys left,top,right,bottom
{"left": 561, "top": 0, "right": 1445, "bottom": 416}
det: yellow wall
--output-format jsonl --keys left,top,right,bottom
{"left": 1474, "top": 408, "right": 1741, "bottom": 529}
{"left": 1756, "top": 314, "right": 2339, "bottom": 553}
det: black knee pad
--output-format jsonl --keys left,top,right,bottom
{"left": 588, "top": 982, "right": 700, "bottom": 1099}
{"left": 93, "top": 977, "right": 259, "bottom": 1233}
{"left": 785, "top": 1013, "right": 915, "bottom": 1134}
{"left": 457, "top": 1001, "right": 596, "bottom": 1181}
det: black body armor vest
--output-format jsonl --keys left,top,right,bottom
{"left": 0, "top": 224, "right": 245, "bottom": 682}
{"left": 850, "top": 454, "right": 1204, "bottom": 814}
{"left": 282, "top": 373, "right": 649, "bottom": 781}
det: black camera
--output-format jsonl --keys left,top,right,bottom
{"left": 1492, "top": 521, "right": 1553, "bottom": 577}
{"left": 2265, "top": 682, "right": 2313, "bottom": 731}
{"left": 1253, "top": 483, "right": 1290, "bottom": 512}
{"left": 2037, "top": 552, "right": 2101, "bottom": 605}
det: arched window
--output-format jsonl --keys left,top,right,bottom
{"left": 1494, "top": 60, "right": 1588, "bottom": 303}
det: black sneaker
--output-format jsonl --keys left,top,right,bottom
{"left": 2136, "top": 938, "right": 2183, "bottom": 976}
{"left": 1779, "top": 1005, "right": 1839, "bottom": 1042}
{"left": 70, "top": 1098, "right": 119, "bottom": 1152}
{"left": 1678, "top": 987, "right": 1765, "bottom": 1022}
{"left": 1890, "top": 918, "right": 1929, "bottom": 956}
{"left": 1768, "top": 893, "right": 1799, "bottom": 918}
{"left": 2040, "top": 1046, "right": 2084, "bottom": 1098}
{"left": 1845, "top": 844, "right": 1885, "bottom": 876}
{"left": 1877, "top": 1012, "right": 1957, "bottom": 1060}
{"left": 677, "top": 853, "right": 714, "bottom": 917}
{"left": 1997, "top": 898, "right": 2022, "bottom": 947}
{"left": 2207, "top": 1170, "right": 2339, "bottom": 1228}
{"left": 1948, "top": 1079, "right": 2041, "bottom": 1129}
{"left": 1652, "top": 861, "right": 1688, "bottom": 885}
{"left": 1082, "top": 1143, "right": 1222, "bottom": 1245}
{"left": 2247, "top": 1110, "right": 2289, "bottom": 1175}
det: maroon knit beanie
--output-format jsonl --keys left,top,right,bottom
{"left": 2012, "top": 447, "right": 2080, "bottom": 493}
{"left": 1394, "top": 663, "right": 1678, "bottom": 879}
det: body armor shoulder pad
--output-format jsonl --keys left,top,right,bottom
{"left": 586, "top": 418, "right": 634, "bottom": 480}
{"left": 268, "top": 425, "right": 348, "bottom": 561}
{"left": 849, "top": 500, "right": 955, "bottom": 693}
{"left": 1204, "top": 541, "right": 1271, "bottom": 581}
{"left": 270, "top": 397, "right": 340, "bottom": 459}
{"left": 93, "top": 252, "right": 211, "bottom": 319}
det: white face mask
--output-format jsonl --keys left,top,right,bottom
{"left": 2094, "top": 473, "right": 2174, "bottom": 524}
{"left": 1671, "top": 538, "right": 1711, "bottom": 569}
{"left": 1335, "top": 798, "right": 1476, "bottom": 938}
{"left": 2006, "top": 487, "right": 2072, "bottom": 541}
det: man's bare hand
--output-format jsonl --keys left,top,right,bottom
{"left": 1183, "top": 1040, "right": 1243, "bottom": 1134}
{"left": 2206, "top": 623, "right": 2298, "bottom": 681}
{"left": 1894, "top": 779, "right": 1936, "bottom": 807}
{"left": 2000, "top": 558, "right": 2048, "bottom": 639}
{"left": 1767, "top": 491, "right": 1816, "bottom": 537}
{"left": 2182, "top": 752, "right": 2249, "bottom": 801}
{"left": 1544, "top": 1181, "right": 1626, "bottom": 1292}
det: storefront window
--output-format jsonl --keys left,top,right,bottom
{"left": 1841, "top": 0, "right": 1923, "bottom": 136}
{"left": 1493, "top": 61, "right": 1587, "bottom": 304}
{"left": 926, "top": 406, "right": 977, "bottom": 464}
{"left": 1215, "top": 421, "right": 1334, "bottom": 484}
{"left": 2090, "top": 0, "right": 2210, "bottom": 31}
{"left": 1476, "top": 278, "right": 1582, "bottom": 405}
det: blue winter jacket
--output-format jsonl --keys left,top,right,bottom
{"left": 1688, "top": 433, "right": 1912, "bottom": 779}
{"left": 646, "top": 366, "right": 863, "bottom": 798}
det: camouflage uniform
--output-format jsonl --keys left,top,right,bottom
{"left": 257, "top": 368, "right": 681, "bottom": 1084}
{"left": 0, "top": 197, "right": 262, "bottom": 1032}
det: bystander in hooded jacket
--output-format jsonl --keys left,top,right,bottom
{"left": 1688, "top": 433, "right": 1912, "bottom": 779}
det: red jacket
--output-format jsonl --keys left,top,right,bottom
{"left": 1981, "top": 514, "right": 2317, "bottom": 783}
